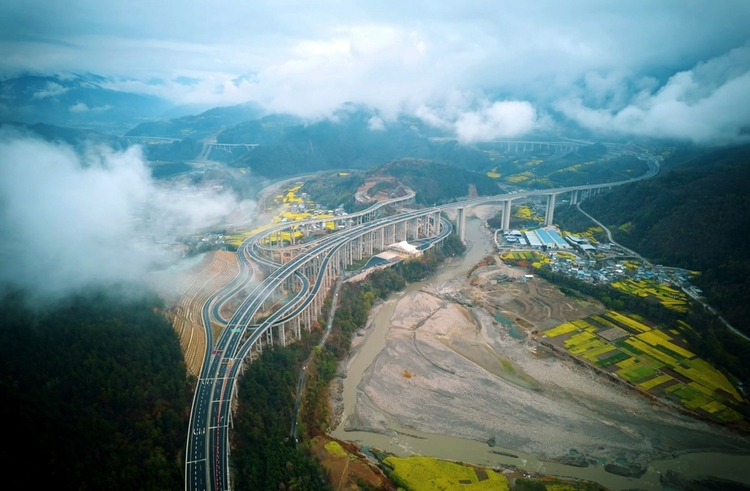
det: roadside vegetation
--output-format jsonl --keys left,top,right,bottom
{"left": 291, "top": 237, "right": 465, "bottom": 488}
{"left": 229, "top": 234, "right": 465, "bottom": 490}
{"left": 371, "top": 159, "right": 500, "bottom": 205}
{"left": 231, "top": 334, "right": 331, "bottom": 491}
{"left": 230, "top": 255, "right": 447, "bottom": 490}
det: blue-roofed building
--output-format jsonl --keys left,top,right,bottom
{"left": 535, "top": 229, "right": 556, "bottom": 248}
{"left": 547, "top": 229, "right": 572, "bottom": 249}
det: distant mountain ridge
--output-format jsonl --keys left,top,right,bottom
{"left": 0, "top": 73, "right": 645, "bottom": 187}
{"left": 0, "top": 74, "right": 173, "bottom": 133}
{"left": 125, "top": 102, "right": 266, "bottom": 140}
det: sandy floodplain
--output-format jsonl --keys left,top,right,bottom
{"left": 339, "top": 268, "right": 750, "bottom": 467}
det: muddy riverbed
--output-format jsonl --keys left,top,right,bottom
{"left": 330, "top": 216, "right": 750, "bottom": 490}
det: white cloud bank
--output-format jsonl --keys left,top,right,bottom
{"left": 2, "top": 1, "right": 750, "bottom": 143}
{"left": 0, "top": 130, "right": 239, "bottom": 300}
{"left": 454, "top": 101, "right": 537, "bottom": 143}
{"left": 556, "top": 46, "right": 750, "bottom": 143}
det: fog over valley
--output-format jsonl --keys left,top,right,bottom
{"left": 0, "top": 129, "right": 241, "bottom": 301}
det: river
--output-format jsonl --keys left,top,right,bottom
{"left": 331, "top": 217, "right": 750, "bottom": 490}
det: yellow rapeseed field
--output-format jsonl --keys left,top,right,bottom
{"left": 384, "top": 456, "right": 509, "bottom": 491}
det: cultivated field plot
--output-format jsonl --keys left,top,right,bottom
{"left": 611, "top": 279, "right": 690, "bottom": 313}
{"left": 384, "top": 456, "right": 509, "bottom": 491}
{"left": 223, "top": 184, "right": 337, "bottom": 247}
{"left": 499, "top": 250, "right": 550, "bottom": 270}
{"left": 543, "top": 310, "right": 744, "bottom": 423}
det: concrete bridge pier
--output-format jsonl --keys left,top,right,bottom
{"left": 278, "top": 323, "right": 285, "bottom": 347}
{"left": 364, "top": 231, "right": 373, "bottom": 256}
{"left": 502, "top": 199, "right": 513, "bottom": 231}
{"left": 544, "top": 193, "right": 557, "bottom": 226}
{"left": 456, "top": 207, "right": 466, "bottom": 242}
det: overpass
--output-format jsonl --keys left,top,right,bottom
{"left": 185, "top": 148, "right": 660, "bottom": 490}
{"left": 196, "top": 143, "right": 259, "bottom": 161}
{"left": 427, "top": 138, "right": 594, "bottom": 153}
{"left": 185, "top": 192, "right": 450, "bottom": 491}
{"left": 450, "top": 151, "right": 660, "bottom": 240}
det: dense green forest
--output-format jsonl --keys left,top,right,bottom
{"left": 231, "top": 336, "right": 330, "bottom": 491}
{"left": 227, "top": 111, "right": 434, "bottom": 177}
{"left": 555, "top": 144, "right": 750, "bottom": 335}
{"left": 143, "top": 138, "right": 203, "bottom": 162}
{"left": 0, "top": 289, "right": 189, "bottom": 490}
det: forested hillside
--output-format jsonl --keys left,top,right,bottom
{"left": 299, "top": 160, "right": 501, "bottom": 212}
{"left": 229, "top": 111, "right": 436, "bottom": 177}
{"left": 568, "top": 144, "right": 750, "bottom": 334}
{"left": 0, "top": 290, "right": 189, "bottom": 490}
{"left": 373, "top": 159, "right": 500, "bottom": 205}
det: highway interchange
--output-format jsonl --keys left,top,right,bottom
{"left": 185, "top": 147, "right": 661, "bottom": 490}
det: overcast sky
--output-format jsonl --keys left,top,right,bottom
{"left": 3, "top": 0, "right": 750, "bottom": 141}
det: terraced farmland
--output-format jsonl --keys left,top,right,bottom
{"left": 171, "top": 251, "right": 240, "bottom": 376}
{"left": 543, "top": 310, "right": 744, "bottom": 423}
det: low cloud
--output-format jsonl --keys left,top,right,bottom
{"left": 0, "top": 130, "right": 240, "bottom": 302}
{"left": 556, "top": 46, "right": 750, "bottom": 143}
{"left": 415, "top": 97, "right": 539, "bottom": 142}
{"left": 367, "top": 116, "right": 385, "bottom": 131}
{"left": 32, "top": 81, "right": 69, "bottom": 99}
{"left": 69, "top": 102, "right": 112, "bottom": 113}
{"left": 69, "top": 102, "right": 89, "bottom": 112}
{"left": 453, "top": 101, "right": 537, "bottom": 143}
